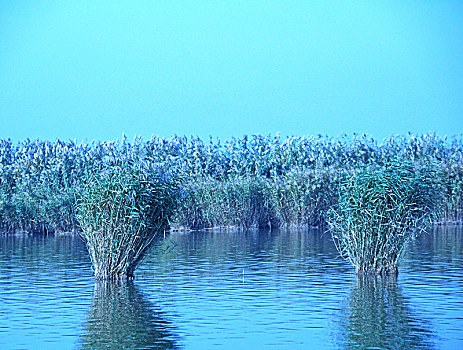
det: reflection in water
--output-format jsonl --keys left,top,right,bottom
{"left": 79, "top": 281, "right": 179, "bottom": 350}
{"left": 156, "top": 227, "right": 344, "bottom": 272}
{"left": 338, "top": 276, "right": 435, "bottom": 350}
{"left": 1, "top": 228, "right": 461, "bottom": 349}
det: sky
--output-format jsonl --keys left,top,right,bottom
{"left": 1, "top": 1, "right": 462, "bottom": 142}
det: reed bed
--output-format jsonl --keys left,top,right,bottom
{"left": 0, "top": 133, "right": 462, "bottom": 233}
{"left": 327, "top": 160, "right": 443, "bottom": 275}
{"left": 173, "top": 175, "right": 275, "bottom": 230}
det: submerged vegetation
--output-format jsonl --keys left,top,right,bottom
{"left": 0, "top": 133, "right": 462, "bottom": 234}
{"left": 327, "top": 160, "right": 442, "bottom": 275}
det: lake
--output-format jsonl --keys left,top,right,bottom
{"left": 0, "top": 226, "right": 462, "bottom": 349}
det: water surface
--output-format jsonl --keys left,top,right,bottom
{"left": 0, "top": 226, "right": 462, "bottom": 349}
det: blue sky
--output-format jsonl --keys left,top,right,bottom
{"left": 1, "top": 1, "right": 462, "bottom": 142}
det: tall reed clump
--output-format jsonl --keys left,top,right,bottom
{"left": 327, "top": 160, "right": 442, "bottom": 276}
{"left": 76, "top": 163, "right": 179, "bottom": 280}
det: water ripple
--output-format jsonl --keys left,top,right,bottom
{"left": 0, "top": 227, "right": 462, "bottom": 349}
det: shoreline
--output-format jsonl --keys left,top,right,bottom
{"left": 2, "top": 220, "right": 462, "bottom": 236}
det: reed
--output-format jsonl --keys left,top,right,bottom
{"left": 326, "top": 160, "right": 442, "bottom": 275}
{"left": 1, "top": 133, "right": 462, "bottom": 233}
{"left": 76, "top": 163, "right": 179, "bottom": 279}
{"left": 172, "top": 175, "right": 274, "bottom": 230}
{"left": 265, "top": 167, "right": 339, "bottom": 227}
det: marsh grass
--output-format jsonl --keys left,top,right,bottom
{"left": 327, "top": 160, "right": 442, "bottom": 275}
{"left": 76, "top": 163, "right": 179, "bottom": 280}
{"left": 1, "top": 134, "right": 462, "bottom": 233}
{"left": 172, "top": 176, "right": 274, "bottom": 230}
{"left": 267, "top": 168, "right": 339, "bottom": 227}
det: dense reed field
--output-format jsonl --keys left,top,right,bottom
{"left": 0, "top": 133, "right": 462, "bottom": 233}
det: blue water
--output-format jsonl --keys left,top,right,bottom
{"left": 0, "top": 226, "right": 462, "bottom": 349}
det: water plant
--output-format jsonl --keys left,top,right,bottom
{"left": 327, "top": 160, "right": 443, "bottom": 275}
{"left": 76, "top": 162, "right": 179, "bottom": 279}
{"left": 0, "top": 133, "right": 462, "bottom": 233}
{"left": 172, "top": 175, "right": 274, "bottom": 230}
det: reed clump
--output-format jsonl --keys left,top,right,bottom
{"left": 76, "top": 163, "right": 179, "bottom": 280}
{"left": 327, "top": 160, "right": 442, "bottom": 276}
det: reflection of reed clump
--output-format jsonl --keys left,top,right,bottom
{"left": 79, "top": 281, "right": 179, "bottom": 350}
{"left": 340, "top": 276, "right": 434, "bottom": 349}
